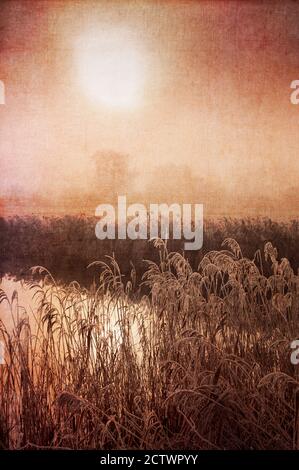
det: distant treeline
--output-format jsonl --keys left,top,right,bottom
{"left": 1, "top": 215, "right": 299, "bottom": 285}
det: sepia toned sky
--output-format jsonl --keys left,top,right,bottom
{"left": 1, "top": 0, "right": 299, "bottom": 216}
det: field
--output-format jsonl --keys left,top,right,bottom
{"left": 0, "top": 217, "right": 299, "bottom": 449}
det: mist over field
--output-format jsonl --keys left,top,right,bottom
{"left": 1, "top": 1, "right": 299, "bottom": 217}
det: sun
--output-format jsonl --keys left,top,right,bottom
{"left": 75, "top": 28, "right": 145, "bottom": 109}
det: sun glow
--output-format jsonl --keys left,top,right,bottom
{"left": 75, "top": 28, "right": 145, "bottom": 109}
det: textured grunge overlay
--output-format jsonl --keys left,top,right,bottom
{"left": 0, "top": 0, "right": 299, "bottom": 451}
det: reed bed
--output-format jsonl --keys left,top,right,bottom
{"left": 0, "top": 238, "right": 299, "bottom": 449}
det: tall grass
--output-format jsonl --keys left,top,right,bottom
{"left": 2, "top": 215, "right": 299, "bottom": 285}
{"left": 0, "top": 238, "right": 299, "bottom": 449}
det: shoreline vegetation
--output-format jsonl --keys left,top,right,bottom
{"left": 0, "top": 222, "right": 299, "bottom": 449}
{"left": 2, "top": 216, "right": 299, "bottom": 286}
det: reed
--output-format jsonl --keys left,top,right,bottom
{"left": 0, "top": 238, "right": 298, "bottom": 449}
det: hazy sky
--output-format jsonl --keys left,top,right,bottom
{"left": 1, "top": 0, "right": 299, "bottom": 216}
